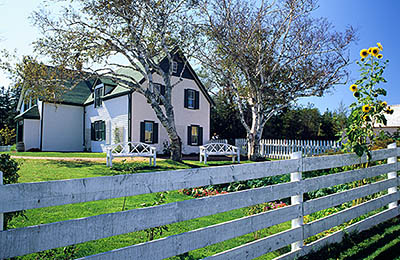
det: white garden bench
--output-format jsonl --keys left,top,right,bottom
{"left": 106, "top": 142, "right": 157, "bottom": 167}
{"left": 199, "top": 143, "right": 240, "bottom": 164}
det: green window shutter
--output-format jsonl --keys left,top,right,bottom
{"left": 184, "top": 89, "right": 188, "bottom": 108}
{"left": 153, "top": 123, "right": 159, "bottom": 144}
{"left": 91, "top": 122, "right": 95, "bottom": 141}
{"left": 194, "top": 90, "right": 200, "bottom": 109}
{"left": 102, "top": 121, "right": 106, "bottom": 141}
{"left": 140, "top": 122, "right": 145, "bottom": 142}
{"left": 187, "top": 125, "right": 192, "bottom": 145}
{"left": 198, "top": 126, "right": 203, "bottom": 145}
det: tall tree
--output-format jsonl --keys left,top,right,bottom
{"left": 201, "top": 0, "right": 355, "bottom": 160}
{"left": 23, "top": 0, "right": 201, "bottom": 161}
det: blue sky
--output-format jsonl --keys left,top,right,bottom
{"left": 0, "top": 0, "right": 399, "bottom": 112}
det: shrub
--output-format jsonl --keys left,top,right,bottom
{"left": 0, "top": 154, "right": 26, "bottom": 229}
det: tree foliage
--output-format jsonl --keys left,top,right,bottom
{"left": 201, "top": 0, "right": 356, "bottom": 159}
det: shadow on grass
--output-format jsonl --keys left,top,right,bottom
{"left": 299, "top": 216, "right": 400, "bottom": 260}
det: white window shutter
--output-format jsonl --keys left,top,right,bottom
{"left": 106, "top": 120, "right": 111, "bottom": 145}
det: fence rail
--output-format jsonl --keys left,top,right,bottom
{"left": 0, "top": 145, "right": 11, "bottom": 152}
{"left": 0, "top": 144, "right": 399, "bottom": 259}
{"left": 235, "top": 138, "right": 340, "bottom": 159}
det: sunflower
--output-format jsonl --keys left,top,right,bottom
{"left": 368, "top": 47, "right": 373, "bottom": 54}
{"left": 353, "top": 92, "right": 360, "bottom": 98}
{"left": 360, "top": 49, "right": 369, "bottom": 59}
{"left": 377, "top": 54, "right": 383, "bottom": 59}
{"left": 371, "top": 47, "right": 380, "bottom": 56}
{"left": 350, "top": 84, "right": 358, "bottom": 92}
{"left": 377, "top": 42, "right": 383, "bottom": 51}
{"left": 362, "top": 104, "right": 371, "bottom": 113}
{"left": 381, "top": 101, "right": 387, "bottom": 107}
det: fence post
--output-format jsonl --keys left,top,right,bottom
{"left": 291, "top": 151, "right": 303, "bottom": 251}
{"left": 0, "top": 171, "right": 3, "bottom": 233}
{"left": 387, "top": 142, "right": 398, "bottom": 209}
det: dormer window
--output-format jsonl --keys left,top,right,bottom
{"left": 94, "top": 85, "right": 104, "bottom": 108}
{"left": 172, "top": 61, "right": 178, "bottom": 73}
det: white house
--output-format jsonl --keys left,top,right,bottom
{"left": 374, "top": 104, "right": 400, "bottom": 136}
{"left": 15, "top": 53, "right": 214, "bottom": 154}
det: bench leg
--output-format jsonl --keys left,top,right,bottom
{"left": 109, "top": 157, "right": 113, "bottom": 168}
{"left": 153, "top": 155, "right": 156, "bottom": 166}
{"left": 204, "top": 154, "right": 207, "bottom": 164}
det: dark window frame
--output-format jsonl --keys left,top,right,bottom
{"left": 187, "top": 125, "right": 203, "bottom": 146}
{"left": 187, "top": 89, "right": 195, "bottom": 109}
{"left": 140, "top": 120, "right": 159, "bottom": 144}
{"left": 94, "top": 85, "right": 104, "bottom": 108}
{"left": 172, "top": 61, "right": 178, "bottom": 73}
{"left": 91, "top": 120, "right": 106, "bottom": 141}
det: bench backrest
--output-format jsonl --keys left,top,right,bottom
{"left": 200, "top": 143, "right": 239, "bottom": 154}
{"left": 108, "top": 142, "right": 156, "bottom": 155}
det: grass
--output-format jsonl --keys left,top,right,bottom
{"left": 8, "top": 158, "right": 289, "bottom": 260}
{"left": 1, "top": 151, "right": 106, "bottom": 158}
{"left": 299, "top": 216, "right": 400, "bottom": 260}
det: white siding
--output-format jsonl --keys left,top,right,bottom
{"left": 42, "top": 103, "right": 84, "bottom": 152}
{"left": 85, "top": 95, "right": 129, "bottom": 152}
{"left": 23, "top": 119, "right": 40, "bottom": 151}
{"left": 131, "top": 74, "right": 211, "bottom": 154}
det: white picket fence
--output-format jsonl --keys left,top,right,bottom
{"left": 236, "top": 138, "right": 340, "bottom": 159}
{"left": 0, "top": 144, "right": 399, "bottom": 259}
{"left": 0, "top": 145, "right": 11, "bottom": 152}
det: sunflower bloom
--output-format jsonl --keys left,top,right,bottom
{"left": 377, "top": 54, "right": 383, "bottom": 59}
{"left": 377, "top": 42, "right": 383, "bottom": 51}
{"left": 381, "top": 101, "right": 387, "bottom": 107}
{"left": 371, "top": 47, "right": 380, "bottom": 56}
{"left": 368, "top": 47, "right": 373, "bottom": 54}
{"left": 362, "top": 104, "right": 371, "bottom": 113}
{"left": 360, "top": 49, "right": 369, "bottom": 59}
{"left": 350, "top": 84, "right": 358, "bottom": 92}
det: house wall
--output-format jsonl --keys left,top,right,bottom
{"left": 85, "top": 94, "right": 129, "bottom": 152}
{"left": 131, "top": 74, "right": 210, "bottom": 154}
{"left": 42, "top": 103, "right": 84, "bottom": 151}
{"left": 23, "top": 119, "right": 40, "bottom": 151}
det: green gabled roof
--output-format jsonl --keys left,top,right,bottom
{"left": 84, "top": 84, "right": 131, "bottom": 105}
{"left": 15, "top": 105, "right": 40, "bottom": 120}
{"left": 58, "top": 80, "right": 94, "bottom": 106}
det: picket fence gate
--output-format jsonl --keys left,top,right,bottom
{"left": 235, "top": 138, "right": 340, "bottom": 159}
{"left": 0, "top": 143, "right": 399, "bottom": 260}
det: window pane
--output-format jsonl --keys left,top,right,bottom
{"left": 188, "top": 90, "right": 195, "bottom": 109}
{"left": 191, "top": 126, "right": 198, "bottom": 145}
{"left": 145, "top": 122, "right": 153, "bottom": 143}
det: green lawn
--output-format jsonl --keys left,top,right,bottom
{"left": 8, "top": 158, "right": 290, "bottom": 260}
{"left": 299, "top": 216, "right": 400, "bottom": 260}
{"left": 1, "top": 151, "right": 106, "bottom": 158}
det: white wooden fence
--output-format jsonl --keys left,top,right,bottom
{"left": 0, "top": 145, "right": 11, "bottom": 152}
{"left": 236, "top": 138, "right": 340, "bottom": 159}
{"left": 0, "top": 144, "right": 399, "bottom": 259}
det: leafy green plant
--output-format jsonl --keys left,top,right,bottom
{"left": 34, "top": 245, "right": 78, "bottom": 260}
{"left": 0, "top": 126, "right": 16, "bottom": 145}
{"left": 0, "top": 153, "right": 27, "bottom": 229}
{"left": 141, "top": 192, "right": 169, "bottom": 241}
{"left": 341, "top": 43, "right": 392, "bottom": 158}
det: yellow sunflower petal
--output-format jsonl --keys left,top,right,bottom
{"left": 377, "top": 54, "right": 383, "bottom": 59}
{"left": 360, "top": 49, "right": 369, "bottom": 59}
{"left": 371, "top": 47, "right": 380, "bottom": 56}
{"left": 377, "top": 42, "right": 383, "bottom": 51}
{"left": 350, "top": 84, "right": 358, "bottom": 92}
